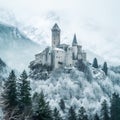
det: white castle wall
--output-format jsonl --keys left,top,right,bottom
{"left": 65, "top": 47, "right": 73, "bottom": 67}
{"left": 53, "top": 48, "right": 65, "bottom": 69}
{"left": 72, "top": 45, "right": 78, "bottom": 59}
{"left": 78, "top": 53, "right": 82, "bottom": 60}
{"left": 46, "top": 52, "right": 51, "bottom": 66}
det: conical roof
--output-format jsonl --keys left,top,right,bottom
{"left": 52, "top": 23, "right": 60, "bottom": 31}
{"left": 72, "top": 34, "right": 78, "bottom": 46}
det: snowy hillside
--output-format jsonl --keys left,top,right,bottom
{"left": 30, "top": 65, "right": 120, "bottom": 118}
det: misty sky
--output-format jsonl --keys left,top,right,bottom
{"left": 0, "top": 0, "right": 120, "bottom": 65}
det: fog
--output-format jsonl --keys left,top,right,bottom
{"left": 0, "top": 0, "right": 120, "bottom": 66}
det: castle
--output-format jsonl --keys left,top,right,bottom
{"left": 34, "top": 23, "right": 87, "bottom": 69}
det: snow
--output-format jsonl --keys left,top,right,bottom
{"left": 30, "top": 66, "right": 120, "bottom": 117}
{"left": 0, "top": 57, "right": 120, "bottom": 118}
{"left": 53, "top": 47, "right": 65, "bottom": 52}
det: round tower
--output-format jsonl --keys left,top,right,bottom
{"left": 51, "top": 23, "right": 61, "bottom": 48}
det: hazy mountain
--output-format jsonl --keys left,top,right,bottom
{"left": 0, "top": 58, "right": 10, "bottom": 82}
{"left": 0, "top": 22, "right": 41, "bottom": 71}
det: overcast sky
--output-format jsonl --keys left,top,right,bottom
{"left": 0, "top": 0, "right": 120, "bottom": 65}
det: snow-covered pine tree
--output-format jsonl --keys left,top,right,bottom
{"left": 2, "top": 70, "right": 18, "bottom": 119}
{"left": 77, "top": 106, "right": 88, "bottom": 120}
{"left": 94, "top": 113, "right": 100, "bottom": 120}
{"left": 33, "top": 91, "right": 53, "bottom": 120}
{"left": 59, "top": 99, "right": 65, "bottom": 112}
{"left": 68, "top": 106, "right": 77, "bottom": 120}
{"left": 110, "top": 93, "right": 120, "bottom": 120}
{"left": 53, "top": 107, "right": 62, "bottom": 120}
{"left": 92, "top": 58, "right": 98, "bottom": 68}
{"left": 18, "top": 70, "right": 32, "bottom": 119}
{"left": 101, "top": 100, "right": 109, "bottom": 120}
{"left": 102, "top": 62, "right": 108, "bottom": 75}
{"left": 19, "top": 70, "right": 31, "bottom": 107}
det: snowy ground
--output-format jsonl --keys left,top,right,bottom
{"left": 30, "top": 67, "right": 120, "bottom": 118}
{"left": 0, "top": 64, "right": 120, "bottom": 119}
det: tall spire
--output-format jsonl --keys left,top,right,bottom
{"left": 72, "top": 34, "right": 78, "bottom": 46}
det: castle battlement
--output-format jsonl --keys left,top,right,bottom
{"left": 34, "top": 23, "right": 87, "bottom": 69}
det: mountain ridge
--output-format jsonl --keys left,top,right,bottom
{"left": 0, "top": 22, "right": 41, "bottom": 71}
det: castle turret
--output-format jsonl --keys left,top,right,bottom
{"left": 72, "top": 34, "right": 78, "bottom": 46}
{"left": 52, "top": 23, "right": 61, "bottom": 48}
{"left": 72, "top": 34, "right": 78, "bottom": 59}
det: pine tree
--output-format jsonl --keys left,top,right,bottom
{"left": 68, "top": 106, "right": 76, "bottom": 120}
{"left": 101, "top": 100, "right": 109, "bottom": 120}
{"left": 17, "top": 70, "right": 32, "bottom": 119}
{"left": 92, "top": 58, "right": 98, "bottom": 68}
{"left": 94, "top": 113, "right": 100, "bottom": 120}
{"left": 19, "top": 70, "right": 31, "bottom": 108}
{"left": 110, "top": 93, "right": 120, "bottom": 120}
{"left": 102, "top": 62, "right": 108, "bottom": 75}
{"left": 59, "top": 99, "right": 65, "bottom": 112}
{"left": 2, "top": 70, "right": 18, "bottom": 119}
{"left": 33, "top": 91, "right": 53, "bottom": 120}
{"left": 53, "top": 107, "right": 62, "bottom": 120}
{"left": 78, "top": 106, "right": 88, "bottom": 120}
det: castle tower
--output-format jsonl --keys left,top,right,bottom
{"left": 51, "top": 23, "right": 61, "bottom": 48}
{"left": 72, "top": 34, "right": 78, "bottom": 59}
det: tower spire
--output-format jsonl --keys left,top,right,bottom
{"left": 72, "top": 34, "right": 78, "bottom": 46}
